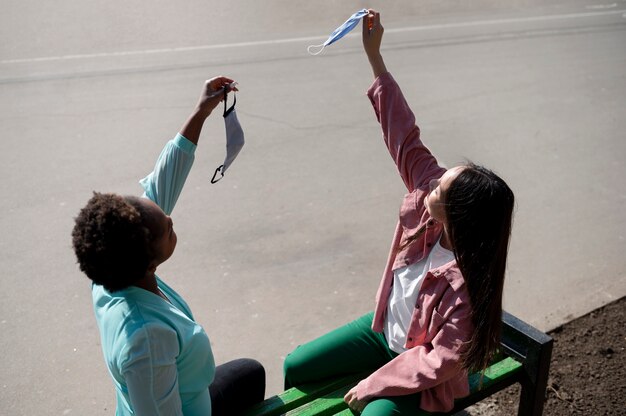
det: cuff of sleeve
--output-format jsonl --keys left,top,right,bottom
{"left": 366, "top": 71, "right": 394, "bottom": 97}
{"left": 174, "top": 133, "right": 197, "bottom": 154}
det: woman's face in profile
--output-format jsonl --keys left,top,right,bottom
{"left": 424, "top": 166, "right": 464, "bottom": 223}
{"left": 139, "top": 198, "right": 178, "bottom": 265}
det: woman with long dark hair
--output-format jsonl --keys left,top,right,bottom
{"left": 283, "top": 10, "right": 515, "bottom": 415}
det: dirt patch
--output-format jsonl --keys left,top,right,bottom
{"left": 467, "top": 296, "right": 625, "bottom": 415}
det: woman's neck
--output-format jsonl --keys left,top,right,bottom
{"left": 133, "top": 274, "right": 159, "bottom": 295}
{"left": 440, "top": 227, "right": 453, "bottom": 251}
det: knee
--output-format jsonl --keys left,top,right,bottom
{"left": 222, "top": 358, "right": 266, "bottom": 395}
{"left": 210, "top": 358, "right": 266, "bottom": 415}
{"left": 247, "top": 359, "right": 266, "bottom": 385}
{"left": 283, "top": 351, "right": 296, "bottom": 377}
{"left": 283, "top": 349, "right": 303, "bottom": 388}
{"left": 238, "top": 358, "right": 265, "bottom": 391}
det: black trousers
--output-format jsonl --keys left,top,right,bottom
{"left": 209, "top": 358, "right": 266, "bottom": 416}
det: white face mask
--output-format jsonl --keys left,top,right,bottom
{"left": 211, "top": 90, "right": 245, "bottom": 184}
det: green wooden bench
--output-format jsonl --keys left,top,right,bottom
{"left": 243, "top": 311, "right": 553, "bottom": 416}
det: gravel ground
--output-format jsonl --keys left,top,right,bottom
{"left": 464, "top": 296, "right": 625, "bottom": 415}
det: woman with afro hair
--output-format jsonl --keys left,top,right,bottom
{"left": 72, "top": 76, "right": 264, "bottom": 416}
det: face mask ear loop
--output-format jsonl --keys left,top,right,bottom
{"left": 211, "top": 165, "right": 224, "bottom": 183}
{"left": 307, "top": 43, "right": 326, "bottom": 55}
{"left": 222, "top": 87, "right": 229, "bottom": 117}
{"left": 224, "top": 93, "right": 236, "bottom": 117}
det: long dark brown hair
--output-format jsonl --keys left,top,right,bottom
{"left": 445, "top": 163, "right": 515, "bottom": 372}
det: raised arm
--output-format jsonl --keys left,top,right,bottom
{"left": 140, "top": 76, "right": 237, "bottom": 214}
{"left": 362, "top": 11, "right": 445, "bottom": 192}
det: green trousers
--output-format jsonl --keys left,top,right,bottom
{"left": 283, "top": 313, "right": 422, "bottom": 415}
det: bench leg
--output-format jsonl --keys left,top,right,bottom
{"left": 517, "top": 338, "right": 553, "bottom": 416}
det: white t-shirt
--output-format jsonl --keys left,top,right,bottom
{"left": 384, "top": 237, "right": 455, "bottom": 353}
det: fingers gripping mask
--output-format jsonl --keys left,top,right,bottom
{"left": 307, "top": 9, "right": 368, "bottom": 55}
{"left": 211, "top": 90, "right": 244, "bottom": 184}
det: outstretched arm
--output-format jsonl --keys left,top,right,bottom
{"left": 362, "top": 10, "right": 445, "bottom": 192}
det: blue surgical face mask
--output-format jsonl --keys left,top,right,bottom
{"left": 308, "top": 9, "right": 368, "bottom": 55}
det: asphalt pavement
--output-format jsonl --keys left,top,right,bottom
{"left": 1, "top": 1, "right": 625, "bottom": 414}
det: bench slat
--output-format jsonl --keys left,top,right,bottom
{"left": 451, "top": 356, "right": 523, "bottom": 413}
{"left": 285, "top": 382, "right": 357, "bottom": 416}
{"left": 469, "top": 356, "right": 522, "bottom": 390}
{"left": 242, "top": 374, "right": 365, "bottom": 416}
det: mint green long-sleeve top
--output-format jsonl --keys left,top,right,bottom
{"left": 92, "top": 134, "right": 215, "bottom": 416}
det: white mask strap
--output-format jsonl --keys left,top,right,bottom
{"left": 307, "top": 43, "right": 326, "bottom": 56}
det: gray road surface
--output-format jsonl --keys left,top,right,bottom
{"left": 1, "top": 1, "right": 625, "bottom": 414}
